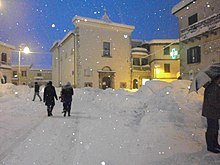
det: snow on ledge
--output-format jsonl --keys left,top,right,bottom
{"left": 172, "top": 0, "right": 195, "bottom": 14}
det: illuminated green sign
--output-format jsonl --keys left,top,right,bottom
{"left": 170, "top": 48, "right": 178, "bottom": 59}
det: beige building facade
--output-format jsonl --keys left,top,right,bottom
{"left": 11, "top": 65, "right": 52, "bottom": 86}
{"left": 0, "top": 41, "right": 15, "bottom": 84}
{"left": 28, "top": 69, "right": 52, "bottom": 87}
{"left": 130, "top": 39, "right": 180, "bottom": 87}
{"left": 11, "top": 65, "right": 31, "bottom": 85}
{"left": 147, "top": 39, "right": 180, "bottom": 82}
{"left": 131, "top": 40, "right": 150, "bottom": 89}
{"left": 51, "top": 14, "right": 134, "bottom": 89}
{"left": 172, "top": 0, "right": 220, "bottom": 80}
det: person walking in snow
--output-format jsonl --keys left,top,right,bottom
{"left": 60, "top": 82, "right": 74, "bottom": 117}
{"left": 202, "top": 75, "right": 220, "bottom": 153}
{"left": 43, "top": 81, "right": 58, "bottom": 116}
{"left": 32, "top": 82, "right": 42, "bottom": 101}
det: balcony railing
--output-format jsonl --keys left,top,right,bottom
{"left": 180, "top": 12, "right": 220, "bottom": 41}
{"left": 132, "top": 65, "right": 150, "bottom": 71}
{"left": 131, "top": 47, "right": 149, "bottom": 56}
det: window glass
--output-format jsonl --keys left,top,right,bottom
{"left": 164, "top": 64, "right": 170, "bottom": 73}
{"left": 188, "top": 13, "right": 198, "bottom": 26}
{"left": 22, "top": 71, "right": 27, "bottom": 77}
{"left": 187, "top": 46, "right": 201, "bottom": 64}
{"left": 164, "top": 47, "right": 170, "bottom": 55}
{"left": 133, "top": 58, "right": 140, "bottom": 65}
{"left": 141, "top": 58, "right": 148, "bottom": 65}
{"left": 103, "top": 42, "right": 111, "bottom": 56}
{"left": 1, "top": 53, "right": 7, "bottom": 63}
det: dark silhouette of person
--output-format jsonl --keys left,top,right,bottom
{"left": 43, "top": 81, "right": 58, "bottom": 116}
{"left": 32, "top": 82, "right": 42, "bottom": 101}
{"left": 202, "top": 75, "right": 220, "bottom": 153}
{"left": 60, "top": 82, "right": 74, "bottom": 117}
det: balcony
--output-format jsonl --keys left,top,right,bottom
{"left": 0, "top": 61, "right": 12, "bottom": 69}
{"left": 131, "top": 47, "right": 149, "bottom": 57}
{"left": 180, "top": 12, "right": 220, "bottom": 41}
{"left": 132, "top": 65, "right": 150, "bottom": 71}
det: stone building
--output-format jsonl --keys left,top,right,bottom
{"left": 131, "top": 39, "right": 180, "bottom": 87}
{"left": 11, "top": 65, "right": 52, "bottom": 86}
{"left": 172, "top": 0, "right": 220, "bottom": 80}
{"left": 51, "top": 13, "right": 134, "bottom": 89}
{"left": 0, "top": 41, "right": 15, "bottom": 83}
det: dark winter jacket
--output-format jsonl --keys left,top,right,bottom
{"left": 43, "top": 83, "right": 58, "bottom": 106}
{"left": 34, "top": 83, "right": 40, "bottom": 92}
{"left": 202, "top": 81, "right": 220, "bottom": 119}
{"left": 61, "top": 84, "right": 74, "bottom": 103}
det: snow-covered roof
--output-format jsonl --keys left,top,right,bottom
{"left": 0, "top": 41, "right": 16, "bottom": 50}
{"left": 172, "top": 0, "right": 195, "bottom": 14}
{"left": 50, "top": 40, "right": 60, "bottom": 52}
{"left": 58, "top": 31, "right": 74, "bottom": 46}
{"left": 146, "top": 39, "right": 179, "bottom": 44}
{"left": 72, "top": 16, "right": 135, "bottom": 31}
{"left": 30, "top": 68, "right": 52, "bottom": 71}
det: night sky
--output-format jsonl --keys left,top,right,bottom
{"left": 0, "top": 0, "right": 180, "bottom": 69}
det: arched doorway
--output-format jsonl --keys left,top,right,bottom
{"left": 98, "top": 66, "right": 115, "bottom": 89}
{"left": 102, "top": 77, "right": 111, "bottom": 89}
{"left": 133, "top": 79, "right": 138, "bottom": 89}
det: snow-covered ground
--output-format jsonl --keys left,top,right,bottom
{"left": 0, "top": 80, "right": 220, "bottom": 165}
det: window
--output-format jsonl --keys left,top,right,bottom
{"left": 37, "top": 73, "right": 42, "bottom": 76}
{"left": 164, "top": 64, "right": 170, "bottom": 73}
{"left": 103, "top": 42, "right": 111, "bottom": 57}
{"left": 84, "top": 82, "right": 93, "bottom": 87}
{"left": 133, "top": 58, "right": 140, "bottom": 65}
{"left": 188, "top": 14, "right": 198, "bottom": 26}
{"left": 141, "top": 58, "right": 148, "bottom": 65}
{"left": 22, "top": 71, "right": 27, "bottom": 77}
{"left": 13, "top": 71, "right": 17, "bottom": 77}
{"left": 84, "top": 68, "right": 93, "bottom": 77}
{"left": 164, "top": 47, "right": 170, "bottom": 55}
{"left": 133, "top": 79, "right": 138, "bottom": 89}
{"left": 187, "top": 46, "right": 201, "bottom": 64}
{"left": 1, "top": 53, "right": 7, "bottom": 64}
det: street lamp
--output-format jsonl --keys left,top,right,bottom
{"left": 18, "top": 44, "right": 30, "bottom": 85}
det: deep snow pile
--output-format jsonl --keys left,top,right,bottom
{"left": 1, "top": 80, "right": 220, "bottom": 165}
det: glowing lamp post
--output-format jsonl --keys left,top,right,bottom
{"left": 18, "top": 44, "right": 30, "bottom": 85}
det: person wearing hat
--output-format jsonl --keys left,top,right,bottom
{"left": 60, "top": 82, "right": 74, "bottom": 117}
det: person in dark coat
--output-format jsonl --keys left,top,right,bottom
{"left": 202, "top": 75, "right": 220, "bottom": 153}
{"left": 43, "top": 81, "right": 58, "bottom": 116}
{"left": 32, "top": 82, "right": 42, "bottom": 101}
{"left": 60, "top": 82, "right": 74, "bottom": 117}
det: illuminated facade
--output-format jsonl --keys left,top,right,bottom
{"left": 0, "top": 41, "right": 15, "bottom": 84}
{"left": 172, "top": 0, "right": 220, "bottom": 80}
{"left": 51, "top": 14, "right": 180, "bottom": 89}
{"left": 147, "top": 40, "right": 180, "bottom": 82}
{"left": 51, "top": 14, "right": 135, "bottom": 89}
{"left": 131, "top": 39, "right": 180, "bottom": 85}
